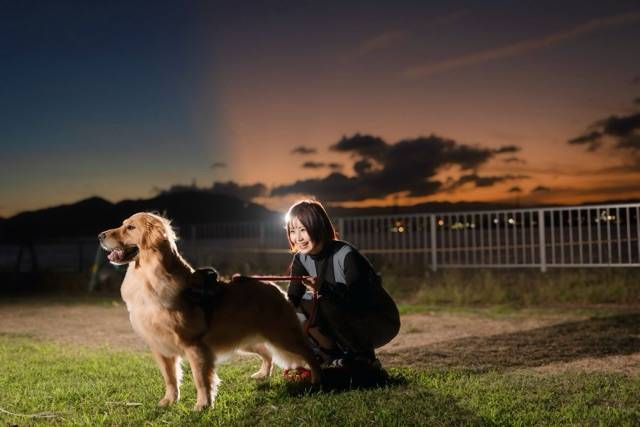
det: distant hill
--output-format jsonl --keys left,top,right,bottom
{"left": 0, "top": 191, "right": 279, "bottom": 243}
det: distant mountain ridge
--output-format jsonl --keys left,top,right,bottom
{"left": 0, "top": 191, "right": 279, "bottom": 243}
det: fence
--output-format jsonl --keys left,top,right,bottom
{"left": 0, "top": 239, "right": 98, "bottom": 273}
{"left": 1, "top": 202, "right": 639, "bottom": 273}
{"left": 188, "top": 202, "right": 640, "bottom": 272}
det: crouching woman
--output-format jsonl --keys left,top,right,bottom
{"left": 285, "top": 199, "right": 400, "bottom": 370}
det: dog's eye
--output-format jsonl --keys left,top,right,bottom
{"left": 126, "top": 225, "right": 136, "bottom": 231}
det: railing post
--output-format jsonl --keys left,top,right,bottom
{"left": 430, "top": 214, "right": 437, "bottom": 272}
{"left": 78, "top": 242, "right": 84, "bottom": 272}
{"left": 538, "top": 209, "right": 547, "bottom": 272}
{"left": 259, "top": 222, "right": 265, "bottom": 248}
{"left": 88, "top": 244, "right": 103, "bottom": 292}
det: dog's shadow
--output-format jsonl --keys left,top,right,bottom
{"left": 257, "top": 367, "right": 407, "bottom": 396}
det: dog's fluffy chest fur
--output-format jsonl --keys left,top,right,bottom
{"left": 121, "top": 265, "right": 202, "bottom": 357}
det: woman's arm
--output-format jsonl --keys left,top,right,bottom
{"left": 287, "top": 255, "right": 307, "bottom": 307}
{"left": 342, "top": 250, "right": 375, "bottom": 294}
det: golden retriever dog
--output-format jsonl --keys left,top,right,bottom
{"left": 98, "top": 212, "right": 320, "bottom": 410}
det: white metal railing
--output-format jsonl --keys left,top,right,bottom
{"left": 189, "top": 202, "right": 640, "bottom": 272}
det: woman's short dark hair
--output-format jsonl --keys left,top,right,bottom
{"left": 285, "top": 199, "right": 336, "bottom": 250}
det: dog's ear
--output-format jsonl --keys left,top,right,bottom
{"left": 140, "top": 215, "right": 169, "bottom": 250}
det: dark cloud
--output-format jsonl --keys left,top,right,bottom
{"left": 444, "top": 143, "right": 492, "bottom": 169}
{"left": 302, "top": 161, "right": 325, "bottom": 169}
{"left": 272, "top": 133, "right": 522, "bottom": 202}
{"left": 353, "top": 159, "right": 374, "bottom": 175}
{"left": 492, "top": 145, "right": 520, "bottom": 154}
{"left": 271, "top": 172, "right": 374, "bottom": 202}
{"left": 403, "top": 180, "right": 443, "bottom": 198}
{"left": 531, "top": 186, "right": 551, "bottom": 193}
{"left": 302, "top": 161, "right": 344, "bottom": 170}
{"left": 568, "top": 101, "right": 640, "bottom": 170}
{"left": 446, "top": 173, "right": 529, "bottom": 192}
{"left": 291, "top": 146, "right": 317, "bottom": 155}
{"left": 567, "top": 131, "right": 603, "bottom": 152}
{"left": 569, "top": 99, "right": 640, "bottom": 149}
{"left": 475, "top": 174, "right": 528, "bottom": 187}
{"left": 330, "top": 133, "right": 388, "bottom": 162}
{"left": 503, "top": 156, "right": 526, "bottom": 164}
{"left": 158, "top": 181, "right": 267, "bottom": 201}
{"left": 600, "top": 113, "right": 640, "bottom": 137}
{"left": 635, "top": 97, "right": 640, "bottom": 105}
{"left": 508, "top": 186, "right": 522, "bottom": 193}
{"left": 617, "top": 134, "right": 640, "bottom": 151}
{"left": 210, "top": 181, "right": 268, "bottom": 200}
{"left": 210, "top": 162, "right": 227, "bottom": 169}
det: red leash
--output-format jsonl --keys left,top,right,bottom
{"left": 304, "top": 289, "right": 319, "bottom": 334}
{"left": 249, "top": 275, "right": 309, "bottom": 281}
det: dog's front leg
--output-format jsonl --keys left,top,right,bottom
{"left": 184, "top": 345, "right": 219, "bottom": 411}
{"left": 152, "top": 352, "right": 182, "bottom": 406}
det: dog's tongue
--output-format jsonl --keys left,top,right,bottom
{"left": 108, "top": 248, "right": 124, "bottom": 262}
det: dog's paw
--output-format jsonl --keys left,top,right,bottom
{"left": 158, "top": 394, "right": 178, "bottom": 407}
{"left": 193, "top": 400, "right": 211, "bottom": 411}
{"left": 250, "top": 370, "right": 269, "bottom": 380}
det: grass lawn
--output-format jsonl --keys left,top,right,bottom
{"left": 1, "top": 335, "right": 639, "bottom": 426}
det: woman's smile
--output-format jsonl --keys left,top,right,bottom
{"left": 288, "top": 216, "right": 316, "bottom": 254}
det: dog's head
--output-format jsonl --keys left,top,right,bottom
{"left": 98, "top": 212, "right": 177, "bottom": 265}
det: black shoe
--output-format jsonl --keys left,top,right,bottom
{"left": 349, "top": 355, "right": 383, "bottom": 372}
{"left": 322, "top": 357, "right": 348, "bottom": 369}
{"left": 324, "top": 353, "right": 382, "bottom": 371}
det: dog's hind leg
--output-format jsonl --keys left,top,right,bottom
{"left": 152, "top": 352, "right": 182, "bottom": 407}
{"left": 267, "top": 327, "right": 322, "bottom": 384}
{"left": 242, "top": 343, "right": 273, "bottom": 379}
{"left": 184, "top": 345, "right": 217, "bottom": 411}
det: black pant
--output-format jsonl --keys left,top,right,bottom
{"left": 301, "top": 291, "right": 400, "bottom": 356}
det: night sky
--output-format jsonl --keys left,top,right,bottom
{"left": 2, "top": 0, "right": 640, "bottom": 217}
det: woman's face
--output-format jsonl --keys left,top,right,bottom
{"left": 288, "top": 216, "right": 322, "bottom": 255}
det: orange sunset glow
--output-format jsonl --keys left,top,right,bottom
{"left": 1, "top": 1, "right": 640, "bottom": 217}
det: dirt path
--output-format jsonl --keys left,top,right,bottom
{"left": 1, "top": 302, "right": 638, "bottom": 375}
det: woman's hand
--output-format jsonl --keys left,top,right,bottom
{"left": 302, "top": 276, "right": 317, "bottom": 292}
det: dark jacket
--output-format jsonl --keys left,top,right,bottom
{"left": 287, "top": 240, "right": 400, "bottom": 351}
{"left": 287, "top": 240, "right": 390, "bottom": 310}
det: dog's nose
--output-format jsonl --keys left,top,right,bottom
{"left": 98, "top": 232, "right": 106, "bottom": 241}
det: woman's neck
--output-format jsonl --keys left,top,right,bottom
{"left": 310, "top": 240, "right": 334, "bottom": 259}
